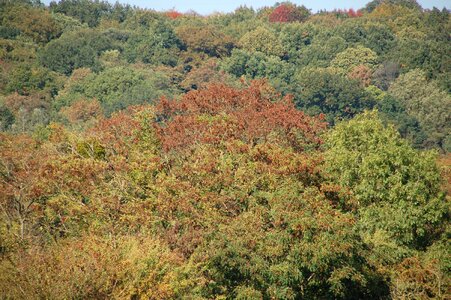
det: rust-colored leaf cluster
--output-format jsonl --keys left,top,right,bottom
{"left": 268, "top": 4, "right": 310, "bottom": 23}
{"left": 156, "top": 80, "right": 326, "bottom": 151}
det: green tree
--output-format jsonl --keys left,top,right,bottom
{"left": 333, "top": 21, "right": 396, "bottom": 56}
{"left": 50, "top": 12, "right": 87, "bottom": 33}
{"left": 221, "top": 49, "right": 295, "bottom": 92}
{"left": 364, "top": 0, "right": 422, "bottom": 13}
{"left": 55, "top": 66, "right": 177, "bottom": 116}
{"left": 330, "top": 45, "right": 379, "bottom": 75}
{"left": 297, "top": 35, "right": 347, "bottom": 68}
{"left": 123, "top": 21, "right": 181, "bottom": 66}
{"left": 239, "top": 26, "right": 284, "bottom": 57}
{"left": 5, "top": 64, "right": 63, "bottom": 96}
{"left": 325, "top": 111, "right": 447, "bottom": 251}
{"left": 39, "top": 28, "right": 114, "bottom": 75}
{"left": 389, "top": 69, "right": 451, "bottom": 151}
{"left": 0, "top": 104, "right": 15, "bottom": 131}
{"left": 376, "top": 93, "right": 427, "bottom": 148}
{"left": 290, "top": 68, "right": 375, "bottom": 124}
{"left": 390, "top": 37, "right": 451, "bottom": 92}
{"left": 278, "top": 23, "right": 313, "bottom": 62}
{"left": 49, "top": 0, "right": 113, "bottom": 27}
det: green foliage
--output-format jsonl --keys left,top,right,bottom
{"left": 5, "top": 64, "right": 62, "bottom": 96}
{"left": 0, "top": 1, "right": 449, "bottom": 299}
{"left": 334, "top": 21, "right": 396, "bottom": 55}
{"left": 330, "top": 45, "right": 379, "bottom": 75}
{"left": 221, "top": 49, "right": 294, "bottom": 91}
{"left": 297, "top": 35, "right": 347, "bottom": 68}
{"left": 396, "top": 38, "right": 450, "bottom": 91}
{"left": 1, "top": 3, "right": 62, "bottom": 43}
{"left": 376, "top": 93, "right": 427, "bottom": 148}
{"left": 325, "top": 111, "right": 447, "bottom": 250}
{"left": 278, "top": 22, "right": 313, "bottom": 62}
{"left": 177, "top": 183, "right": 388, "bottom": 299}
{"left": 49, "top": 0, "right": 120, "bottom": 27}
{"left": 291, "top": 68, "right": 376, "bottom": 124}
{"left": 364, "top": 0, "right": 422, "bottom": 13}
{"left": 55, "top": 66, "right": 177, "bottom": 116}
{"left": 123, "top": 21, "right": 181, "bottom": 66}
{"left": 239, "top": 26, "right": 284, "bottom": 57}
{"left": 39, "top": 28, "right": 115, "bottom": 75}
{"left": 50, "top": 12, "right": 87, "bottom": 33}
{"left": 0, "top": 26, "right": 20, "bottom": 39}
{"left": 0, "top": 104, "right": 15, "bottom": 130}
{"left": 389, "top": 69, "right": 451, "bottom": 151}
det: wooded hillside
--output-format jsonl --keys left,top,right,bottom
{"left": 0, "top": 0, "right": 449, "bottom": 298}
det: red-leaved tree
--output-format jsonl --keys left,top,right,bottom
{"left": 156, "top": 80, "right": 326, "bottom": 151}
{"left": 165, "top": 10, "right": 183, "bottom": 19}
{"left": 268, "top": 3, "right": 310, "bottom": 23}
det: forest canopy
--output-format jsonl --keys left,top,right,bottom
{"left": 0, "top": 0, "right": 449, "bottom": 299}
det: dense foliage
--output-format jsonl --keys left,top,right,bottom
{"left": 0, "top": 0, "right": 449, "bottom": 299}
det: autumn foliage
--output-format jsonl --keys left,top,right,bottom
{"left": 0, "top": 79, "right": 449, "bottom": 298}
{"left": 0, "top": 1, "right": 449, "bottom": 299}
{"left": 268, "top": 3, "right": 310, "bottom": 23}
{"left": 165, "top": 10, "right": 183, "bottom": 19}
{"left": 332, "top": 8, "right": 364, "bottom": 18}
{"left": 156, "top": 80, "right": 326, "bottom": 151}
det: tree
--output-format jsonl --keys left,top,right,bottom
{"left": 5, "top": 64, "right": 63, "bottom": 96}
{"left": 221, "top": 49, "right": 295, "bottom": 92}
{"left": 348, "top": 65, "right": 373, "bottom": 87}
{"left": 268, "top": 3, "right": 311, "bottom": 23}
{"left": 390, "top": 36, "right": 450, "bottom": 91}
{"left": 150, "top": 82, "right": 387, "bottom": 299}
{"left": 372, "top": 61, "right": 400, "bottom": 90}
{"left": 2, "top": 92, "right": 52, "bottom": 133}
{"left": 156, "top": 80, "right": 325, "bottom": 151}
{"left": 39, "top": 28, "right": 115, "bottom": 75}
{"left": 123, "top": 20, "right": 181, "bottom": 66}
{"left": 59, "top": 98, "right": 102, "bottom": 126}
{"left": 389, "top": 69, "right": 451, "bottom": 151}
{"left": 49, "top": 0, "right": 113, "bottom": 27}
{"left": 364, "top": 0, "right": 422, "bottom": 13}
{"left": 330, "top": 46, "right": 379, "bottom": 76}
{"left": 55, "top": 66, "right": 177, "bottom": 116}
{"left": 175, "top": 25, "right": 235, "bottom": 58}
{"left": 239, "top": 26, "right": 285, "bottom": 57}
{"left": 334, "top": 21, "right": 396, "bottom": 55}
{"left": 290, "top": 68, "right": 376, "bottom": 124}
{"left": 325, "top": 111, "right": 447, "bottom": 251}
{"left": 1, "top": 3, "right": 62, "bottom": 44}
{"left": 0, "top": 134, "right": 51, "bottom": 241}
{"left": 278, "top": 22, "right": 312, "bottom": 62}
{"left": 297, "top": 35, "right": 348, "bottom": 68}
{"left": 376, "top": 93, "right": 427, "bottom": 148}
{"left": 0, "top": 105, "right": 15, "bottom": 131}
{"left": 0, "top": 235, "right": 181, "bottom": 299}
{"left": 165, "top": 10, "right": 183, "bottom": 19}
{"left": 0, "top": 2, "right": 449, "bottom": 299}
{"left": 180, "top": 59, "right": 238, "bottom": 91}
{"left": 50, "top": 12, "right": 87, "bottom": 33}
